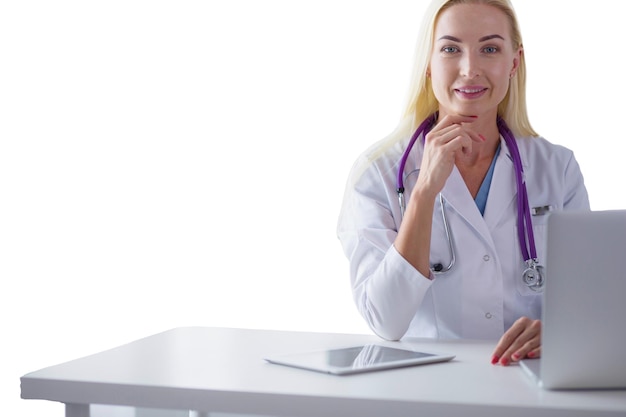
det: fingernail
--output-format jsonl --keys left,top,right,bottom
{"left": 479, "top": 134, "right": 486, "bottom": 141}
{"left": 500, "top": 357, "right": 510, "bottom": 366}
{"left": 512, "top": 352, "right": 520, "bottom": 361}
{"left": 527, "top": 351, "right": 535, "bottom": 358}
{"left": 491, "top": 355, "right": 499, "bottom": 365}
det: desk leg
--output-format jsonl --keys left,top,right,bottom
{"left": 66, "top": 403, "right": 90, "bottom": 417}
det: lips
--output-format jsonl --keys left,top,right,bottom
{"left": 455, "top": 86, "right": 487, "bottom": 99}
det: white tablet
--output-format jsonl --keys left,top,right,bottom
{"left": 264, "top": 344, "right": 455, "bottom": 375}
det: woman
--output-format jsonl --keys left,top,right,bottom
{"left": 337, "top": 0, "right": 589, "bottom": 366}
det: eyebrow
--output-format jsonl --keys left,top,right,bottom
{"left": 437, "top": 34, "right": 505, "bottom": 42}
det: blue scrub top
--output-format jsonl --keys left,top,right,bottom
{"left": 475, "top": 144, "right": 501, "bottom": 216}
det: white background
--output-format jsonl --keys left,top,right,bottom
{"left": 2, "top": 1, "right": 624, "bottom": 415}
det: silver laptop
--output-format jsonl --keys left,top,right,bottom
{"left": 520, "top": 210, "right": 626, "bottom": 389}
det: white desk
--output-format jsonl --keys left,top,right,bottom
{"left": 21, "top": 327, "right": 626, "bottom": 417}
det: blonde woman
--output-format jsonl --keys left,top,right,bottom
{"left": 337, "top": 0, "right": 589, "bottom": 366}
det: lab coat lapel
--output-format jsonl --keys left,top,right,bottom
{"left": 483, "top": 137, "right": 528, "bottom": 230}
{"left": 440, "top": 167, "right": 493, "bottom": 246}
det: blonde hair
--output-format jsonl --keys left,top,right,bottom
{"left": 366, "top": 0, "right": 536, "bottom": 164}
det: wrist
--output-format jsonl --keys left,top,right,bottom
{"left": 405, "top": 186, "right": 438, "bottom": 216}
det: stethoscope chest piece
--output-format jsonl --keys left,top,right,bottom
{"left": 522, "top": 259, "right": 545, "bottom": 292}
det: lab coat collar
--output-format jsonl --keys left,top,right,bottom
{"left": 483, "top": 136, "right": 520, "bottom": 230}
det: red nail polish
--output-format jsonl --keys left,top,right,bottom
{"left": 512, "top": 353, "right": 520, "bottom": 361}
{"left": 500, "top": 357, "right": 510, "bottom": 366}
{"left": 527, "top": 351, "right": 535, "bottom": 358}
{"left": 491, "top": 355, "right": 499, "bottom": 365}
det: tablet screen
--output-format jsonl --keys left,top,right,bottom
{"left": 265, "top": 344, "right": 454, "bottom": 375}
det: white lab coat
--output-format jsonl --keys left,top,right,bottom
{"left": 337, "top": 132, "right": 590, "bottom": 341}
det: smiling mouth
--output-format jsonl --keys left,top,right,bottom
{"left": 456, "top": 87, "right": 487, "bottom": 94}
{"left": 454, "top": 87, "right": 487, "bottom": 99}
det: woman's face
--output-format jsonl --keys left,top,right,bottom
{"left": 429, "top": 3, "right": 521, "bottom": 119}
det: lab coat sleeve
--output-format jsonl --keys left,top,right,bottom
{"left": 337, "top": 155, "right": 433, "bottom": 341}
{"left": 563, "top": 151, "right": 590, "bottom": 210}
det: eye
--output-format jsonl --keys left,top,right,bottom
{"left": 441, "top": 46, "right": 459, "bottom": 53}
{"left": 483, "top": 46, "right": 499, "bottom": 54}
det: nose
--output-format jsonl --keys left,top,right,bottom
{"left": 460, "top": 52, "right": 481, "bottom": 78}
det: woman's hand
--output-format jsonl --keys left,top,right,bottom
{"left": 491, "top": 317, "right": 541, "bottom": 366}
{"left": 416, "top": 114, "right": 485, "bottom": 198}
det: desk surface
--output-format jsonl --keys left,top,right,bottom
{"left": 21, "top": 327, "right": 626, "bottom": 417}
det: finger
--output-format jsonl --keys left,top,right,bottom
{"left": 510, "top": 324, "right": 541, "bottom": 362}
{"left": 465, "top": 129, "right": 486, "bottom": 143}
{"left": 425, "top": 117, "right": 476, "bottom": 143}
{"left": 507, "top": 319, "right": 541, "bottom": 358}
{"left": 426, "top": 131, "right": 474, "bottom": 160}
{"left": 429, "top": 115, "right": 478, "bottom": 136}
{"left": 526, "top": 346, "right": 541, "bottom": 359}
{"left": 512, "top": 347, "right": 542, "bottom": 363}
{"left": 498, "top": 319, "right": 541, "bottom": 365}
{"left": 491, "top": 322, "right": 525, "bottom": 364}
{"left": 427, "top": 124, "right": 483, "bottom": 148}
{"left": 495, "top": 317, "right": 529, "bottom": 352}
{"left": 435, "top": 114, "right": 479, "bottom": 128}
{"left": 491, "top": 317, "right": 536, "bottom": 364}
{"left": 425, "top": 123, "right": 462, "bottom": 145}
{"left": 447, "top": 134, "right": 473, "bottom": 156}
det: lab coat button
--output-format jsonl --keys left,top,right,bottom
{"left": 483, "top": 255, "right": 490, "bottom": 262}
{"left": 485, "top": 312, "right": 493, "bottom": 319}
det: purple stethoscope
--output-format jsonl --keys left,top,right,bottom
{"left": 396, "top": 114, "right": 545, "bottom": 291}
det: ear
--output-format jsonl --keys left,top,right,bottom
{"left": 510, "top": 46, "right": 523, "bottom": 78}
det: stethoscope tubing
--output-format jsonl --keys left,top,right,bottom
{"left": 498, "top": 117, "right": 538, "bottom": 262}
{"left": 396, "top": 114, "right": 438, "bottom": 194}
{"left": 396, "top": 114, "right": 543, "bottom": 289}
{"left": 436, "top": 193, "right": 455, "bottom": 273}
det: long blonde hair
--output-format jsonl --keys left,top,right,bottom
{"left": 367, "top": 0, "right": 536, "bottom": 164}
